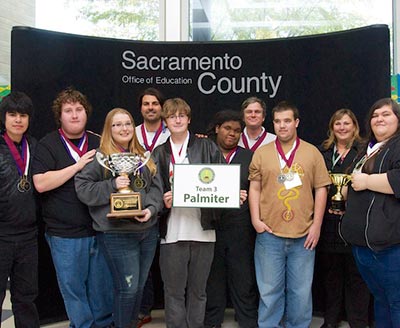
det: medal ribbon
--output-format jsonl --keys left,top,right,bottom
{"left": 118, "top": 145, "right": 128, "bottom": 152}
{"left": 241, "top": 129, "right": 267, "bottom": 152}
{"left": 3, "top": 132, "right": 30, "bottom": 176}
{"left": 353, "top": 141, "right": 384, "bottom": 173}
{"left": 141, "top": 122, "right": 164, "bottom": 152}
{"left": 170, "top": 142, "right": 184, "bottom": 165}
{"left": 275, "top": 137, "right": 300, "bottom": 169}
{"left": 225, "top": 147, "right": 238, "bottom": 164}
{"left": 58, "top": 128, "right": 89, "bottom": 162}
{"left": 367, "top": 141, "right": 385, "bottom": 156}
{"left": 169, "top": 133, "right": 190, "bottom": 181}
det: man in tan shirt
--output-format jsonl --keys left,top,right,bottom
{"left": 248, "top": 101, "right": 331, "bottom": 328}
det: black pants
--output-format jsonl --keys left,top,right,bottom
{"left": 205, "top": 224, "right": 258, "bottom": 328}
{"left": 319, "top": 251, "right": 370, "bottom": 327}
{"left": 0, "top": 237, "right": 40, "bottom": 328}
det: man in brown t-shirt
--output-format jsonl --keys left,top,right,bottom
{"left": 248, "top": 101, "right": 331, "bottom": 328}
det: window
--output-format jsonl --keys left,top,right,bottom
{"left": 190, "top": 0, "right": 392, "bottom": 41}
{"left": 35, "top": 0, "right": 160, "bottom": 40}
{"left": 33, "top": 0, "right": 396, "bottom": 72}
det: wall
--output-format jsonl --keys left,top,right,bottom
{"left": 0, "top": 0, "right": 35, "bottom": 85}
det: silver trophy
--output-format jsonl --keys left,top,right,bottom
{"left": 96, "top": 151, "right": 151, "bottom": 219}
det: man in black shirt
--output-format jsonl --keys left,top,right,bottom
{"left": 32, "top": 88, "right": 113, "bottom": 328}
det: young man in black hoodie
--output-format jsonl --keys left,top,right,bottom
{"left": 0, "top": 91, "right": 40, "bottom": 327}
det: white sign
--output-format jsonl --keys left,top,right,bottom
{"left": 172, "top": 164, "right": 241, "bottom": 208}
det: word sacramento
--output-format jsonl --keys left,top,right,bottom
{"left": 121, "top": 50, "right": 242, "bottom": 71}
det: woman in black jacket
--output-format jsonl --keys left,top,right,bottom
{"left": 341, "top": 98, "right": 400, "bottom": 328}
{"left": 317, "top": 108, "right": 370, "bottom": 328}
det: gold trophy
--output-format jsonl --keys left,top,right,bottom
{"left": 96, "top": 151, "right": 151, "bottom": 219}
{"left": 329, "top": 173, "right": 352, "bottom": 211}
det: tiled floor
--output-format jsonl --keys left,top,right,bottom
{"left": 2, "top": 289, "right": 351, "bottom": 328}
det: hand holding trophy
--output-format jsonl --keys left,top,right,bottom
{"left": 329, "top": 173, "right": 352, "bottom": 212}
{"left": 96, "top": 151, "right": 151, "bottom": 219}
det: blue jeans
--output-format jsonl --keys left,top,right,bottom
{"left": 97, "top": 225, "right": 158, "bottom": 328}
{"left": 353, "top": 245, "right": 400, "bottom": 328}
{"left": 46, "top": 234, "right": 113, "bottom": 328}
{"left": 139, "top": 270, "right": 154, "bottom": 316}
{"left": 254, "top": 232, "right": 315, "bottom": 328}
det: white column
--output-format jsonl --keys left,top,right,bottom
{"left": 0, "top": 0, "right": 35, "bottom": 85}
{"left": 159, "top": 0, "right": 189, "bottom": 41}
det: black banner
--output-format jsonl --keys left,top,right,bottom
{"left": 12, "top": 25, "right": 390, "bottom": 144}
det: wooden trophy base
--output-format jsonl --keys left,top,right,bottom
{"left": 107, "top": 192, "right": 144, "bottom": 219}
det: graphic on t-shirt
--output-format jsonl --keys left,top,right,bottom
{"left": 277, "top": 163, "right": 304, "bottom": 222}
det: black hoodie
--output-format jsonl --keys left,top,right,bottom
{"left": 341, "top": 134, "right": 400, "bottom": 251}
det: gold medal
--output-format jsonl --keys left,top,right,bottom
{"left": 17, "top": 175, "right": 31, "bottom": 192}
{"left": 133, "top": 176, "right": 146, "bottom": 190}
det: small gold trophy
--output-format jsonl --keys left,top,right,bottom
{"left": 329, "top": 173, "right": 352, "bottom": 211}
{"left": 96, "top": 151, "right": 151, "bottom": 219}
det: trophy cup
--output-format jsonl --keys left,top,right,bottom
{"left": 329, "top": 173, "right": 352, "bottom": 211}
{"left": 96, "top": 151, "right": 151, "bottom": 219}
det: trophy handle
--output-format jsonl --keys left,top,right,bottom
{"left": 134, "top": 151, "right": 151, "bottom": 175}
{"left": 96, "top": 152, "right": 114, "bottom": 174}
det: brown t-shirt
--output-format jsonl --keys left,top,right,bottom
{"left": 249, "top": 139, "right": 331, "bottom": 238}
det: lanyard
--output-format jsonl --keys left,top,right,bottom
{"left": 169, "top": 133, "right": 190, "bottom": 186}
{"left": 353, "top": 141, "right": 385, "bottom": 173}
{"left": 225, "top": 146, "right": 238, "bottom": 163}
{"left": 367, "top": 141, "right": 385, "bottom": 156}
{"left": 241, "top": 129, "right": 267, "bottom": 152}
{"left": 58, "top": 128, "right": 88, "bottom": 162}
{"left": 169, "top": 134, "right": 189, "bottom": 165}
{"left": 3, "top": 132, "right": 30, "bottom": 176}
{"left": 275, "top": 137, "right": 300, "bottom": 169}
{"left": 331, "top": 144, "right": 348, "bottom": 170}
{"left": 141, "top": 122, "right": 164, "bottom": 152}
{"left": 118, "top": 145, "right": 128, "bottom": 152}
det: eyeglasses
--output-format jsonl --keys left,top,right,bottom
{"left": 112, "top": 122, "right": 133, "bottom": 129}
{"left": 167, "top": 113, "right": 187, "bottom": 121}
